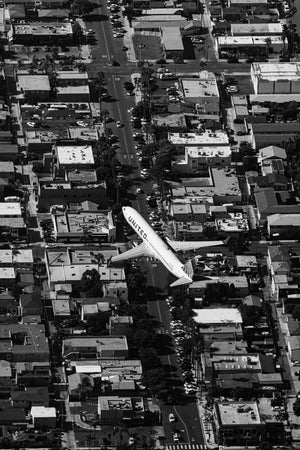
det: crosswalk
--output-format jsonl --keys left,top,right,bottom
{"left": 166, "top": 445, "right": 206, "bottom": 450}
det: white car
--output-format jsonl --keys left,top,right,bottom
{"left": 136, "top": 188, "right": 142, "bottom": 194}
{"left": 27, "top": 122, "right": 36, "bottom": 127}
{"left": 116, "top": 121, "right": 122, "bottom": 128}
{"left": 169, "top": 413, "right": 176, "bottom": 423}
{"left": 128, "top": 437, "right": 135, "bottom": 445}
{"left": 77, "top": 121, "right": 88, "bottom": 127}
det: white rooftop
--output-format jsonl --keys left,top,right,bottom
{"left": 231, "top": 22, "right": 282, "bottom": 35}
{"left": 218, "top": 36, "right": 283, "bottom": 46}
{"left": 193, "top": 308, "right": 243, "bottom": 324}
{"left": 31, "top": 406, "right": 56, "bottom": 418}
{"left": 18, "top": 74, "right": 50, "bottom": 92}
{"left": 0, "top": 202, "right": 22, "bottom": 216}
{"left": 181, "top": 73, "right": 219, "bottom": 98}
{"left": 186, "top": 145, "right": 231, "bottom": 158}
{"left": 57, "top": 145, "right": 94, "bottom": 165}
{"left": 252, "top": 62, "right": 300, "bottom": 81}
{"left": 217, "top": 401, "right": 261, "bottom": 425}
{"left": 168, "top": 130, "right": 229, "bottom": 146}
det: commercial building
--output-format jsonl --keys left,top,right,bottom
{"left": 192, "top": 307, "right": 243, "bottom": 326}
{"left": 98, "top": 396, "right": 145, "bottom": 425}
{"left": 17, "top": 74, "right": 50, "bottom": 101}
{"left": 161, "top": 28, "right": 184, "bottom": 61}
{"left": 168, "top": 130, "right": 229, "bottom": 154}
{"left": 251, "top": 62, "right": 300, "bottom": 95}
{"left": 13, "top": 22, "right": 73, "bottom": 44}
{"left": 231, "top": 23, "right": 282, "bottom": 36}
{"left": 56, "top": 145, "right": 95, "bottom": 169}
{"left": 216, "top": 36, "right": 284, "bottom": 58}
{"left": 173, "top": 145, "right": 231, "bottom": 174}
{"left": 52, "top": 210, "right": 116, "bottom": 243}
{"left": 62, "top": 336, "right": 129, "bottom": 360}
{"left": 213, "top": 401, "right": 265, "bottom": 446}
{"left": 179, "top": 71, "right": 220, "bottom": 117}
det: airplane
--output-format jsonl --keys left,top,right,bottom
{"left": 111, "top": 206, "right": 225, "bottom": 287}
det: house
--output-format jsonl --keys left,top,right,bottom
{"left": 0, "top": 323, "right": 49, "bottom": 362}
{"left": 267, "top": 214, "right": 300, "bottom": 237}
{"left": 0, "top": 407, "right": 27, "bottom": 427}
{"left": 103, "top": 282, "right": 128, "bottom": 301}
{"left": 246, "top": 173, "right": 288, "bottom": 195}
{"left": 11, "top": 387, "right": 49, "bottom": 408}
{"left": 19, "top": 292, "right": 43, "bottom": 317}
{"left": 0, "top": 161, "right": 15, "bottom": 182}
{"left": 62, "top": 335, "right": 129, "bottom": 360}
{"left": 17, "top": 75, "right": 50, "bottom": 101}
{"left": 98, "top": 396, "right": 145, "bottom": 425}
{"left": 0, "top": 143, "right": 18, "bottom": 161}
{"left": 15, "top": 362, "right": 51, "bottom": 387}
{"left": 109, "top": 316, "right": 133, "bottom": 336}
{"left": 213, "top": 401, "right": 265, "bottom": 446}
{"left": 287, "top": 335, "right": 300, "bottom": 362}
{"left": 30, "top": 406, "right": 56, "bottom": 428}
{"left": 254, "top": 187, "right": 300, "bottom": 223}
{"left": 258, "top": 145, "right": 287, "bottom": 162}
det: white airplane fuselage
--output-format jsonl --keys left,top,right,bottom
{"left": 123, "top": 206, "right": 192, "bottom": 283}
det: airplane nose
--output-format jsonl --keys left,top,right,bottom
{"left": 122, "top": 207, "right": 127, "bottom": 213}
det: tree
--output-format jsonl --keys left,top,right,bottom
{"left": 80, "top": 269, "right": 103, "bottom": 297}
{"left": 86, "top": 311, "right": 110, "bottom": 334}
{"left": 133, "top": 329, "right": 155, "bottom": 348}
{"left": 239, "top": 303, "right": 261, "bottom": 326}
{"left": 293, "top": 398, "right": 300, "bottom": 416}
{"left": 70, "top": 0, "right": 94, "bottom": 15}
{"left": 126, "top": 268, "right": 147, "bottom": 291}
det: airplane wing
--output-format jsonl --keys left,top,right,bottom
{"left": 166, "top": 238, "right": 225, "bottom": 253}
{"left": 111, "top": 242, "right": 154, "bottom": 262}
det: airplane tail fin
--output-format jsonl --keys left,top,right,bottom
{"left": 170, "top": 276, "right": 193, "bottom": 288}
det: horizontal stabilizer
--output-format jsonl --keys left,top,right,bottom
{"left": 170, "top": 276, "right": 193, "bottom": 288}
{"left": 111, "top": 242, "right": 152, "bottom": 262}
{"left": 166, "top": 238, "right": 225, "bottom": 252}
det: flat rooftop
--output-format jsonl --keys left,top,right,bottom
{"left": 231, "top": 22, "right": 282, "bottom": 35}
{"left": 252, "top": 62, "right": 300, "bottom": 80}
{"left": 63, "top": 336, "right": 128, "bottom": 353}
{"left": 14, "top": 22, "right": 73, "bottom": 35}
{"left": 54, "top": 211, "right": 114, "bottom": 235}
{"left": 186, "top": 145, "right": 231, "bottom": 158}
{"left": 181, "top": 73, "right": 219, "bottom": 98}
{"left": 218, "top": 36, "right": 283, "bottom": 46}
{"left": 18, "top": 74, "right": 50, "bottom": 92}
{"left": 0, "top": 202, "right": 22, "bottom": 216}
{"left": 56, "top": 145, "right": 94, "bottom": 165}
{"left": 168, "top": 130, "right": 229, "bottom": 146}
{"left": 216, "top": 401, "right": 261, "bottom": 425}
{"left": 193, "top": 308, "right": 243, "bottom": 324}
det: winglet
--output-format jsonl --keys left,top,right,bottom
{"left": 170, "top": 276, "right": 193, "bottom": 288}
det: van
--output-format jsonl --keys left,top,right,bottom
{"left": 4, "top": 196, "right": 20, "bottom": 202}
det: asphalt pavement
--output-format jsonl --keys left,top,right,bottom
{"left": 147, "top": 297, "right": 205, "bottom": 447}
